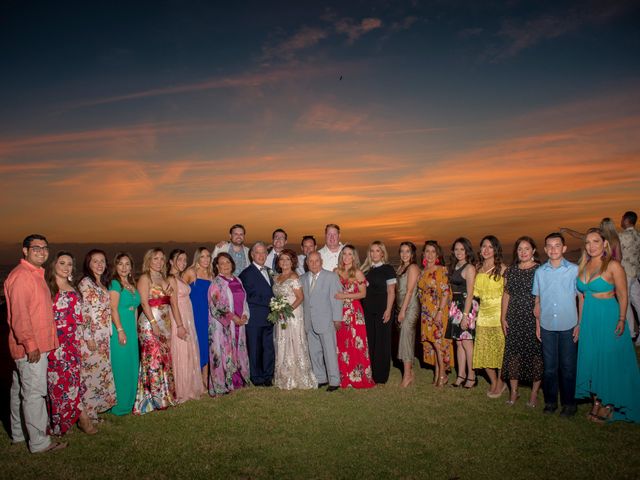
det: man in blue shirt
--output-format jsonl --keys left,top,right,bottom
{"left": 532, "top": 232, "right": 582, "bottom": 417}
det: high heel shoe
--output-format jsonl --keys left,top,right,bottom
{"left": 436, "top": 375, "right": 449, "bottom": 388}
{"left": 451, "top": 375, "right": 465, "bottom": 388}
{"left": 463, "top": 377, "right": 477, "bottom": 389}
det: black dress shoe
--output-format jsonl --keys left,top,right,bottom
{"left": 560, "top": 405, "right": 577, "bottom": 418}
{"left": 326, "top": 385, "right": 339, "bottom": 392}
{"left": 543, "top": 404, "right": 558, "bottom": 415}
{"left": 317, "top": 382, "right": 329, "bottom": 388}
{"left": 264, "top": 380, "right": 273, "bottom": 387}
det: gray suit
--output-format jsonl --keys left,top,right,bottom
{"left": 301, "top": 270, "right": 344, "bottom": 386}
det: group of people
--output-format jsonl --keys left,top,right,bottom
{"left": 5, "top": 213, "right": 640, "bottom": 453}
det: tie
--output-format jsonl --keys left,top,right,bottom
{"left": 260, "top": 267, "right": 269, "bottom": 283}
{"left": 310, "top": 273, "right": 317, "bottom": 292}
{"left": 272, "top": 254, "right": 278, "bottom": 270}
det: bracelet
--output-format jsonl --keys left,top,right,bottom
{"left": 117, "top": 328, "right": 124, "bottom": 333}
{"left": 149, "top": 319, "right": 157, "bottom": 324}
{"left": 462, "top": 313, "right": 469, "bottom": 317}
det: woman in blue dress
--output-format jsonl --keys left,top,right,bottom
{"left": 182, "top": 247, "right": 214, "bottom": 389}
{"left": 576, "top": 227, "right": 640, "bottom": 423}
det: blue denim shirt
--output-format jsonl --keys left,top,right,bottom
{"left": 532, "top": 258, "right": 579, "bottom": 331}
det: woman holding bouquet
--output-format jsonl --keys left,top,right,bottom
{"left": 208, "top": 252, "right": 250, "bottom": 396}
{"left": 335, "top": 245, "right": 375, "bottom": 388}
{"left": 272, "top": 249, "right": 317, "bottom": 389}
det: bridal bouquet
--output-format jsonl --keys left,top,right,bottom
{"left": 268, "top": 294, "right": 294, "bottom": 329}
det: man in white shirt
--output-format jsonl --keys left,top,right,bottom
{"left": 318, "top": 224, "right": 344, "bottom": 272}
{"left": 296, "top": 235, "right": 317, "bottom": 276}
{"left": 213, "top": 224, "right": 250, "bottom": 275}
{"left": 619, "top": 211, "right": 640, "bottom": 340}
{"left": 265, "top": 228, "right": 287, "bottom": 272}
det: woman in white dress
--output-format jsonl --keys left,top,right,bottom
{"left": 273, "top": 249, "right": 317, "bottom": 390}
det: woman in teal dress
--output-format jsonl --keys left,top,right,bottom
{"left": 576, "top": 228, "right": 640, "bottom": 423}
{"left": 108, "top": 253, "right": 141, "bottom": 415}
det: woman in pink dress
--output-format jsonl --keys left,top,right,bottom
{"left": 335, "top": 245, "right": 375, "bottom": 389}
{"left": 168, "top": 249, "right": 205, "bottom": 402}
{"left": 46, "top": 251, "right": 95, "bottom": 435}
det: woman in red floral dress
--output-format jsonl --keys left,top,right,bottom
{"left": 335, "top": 245, "right": 375, "bottom": 389}
{"left": 46, "top": 252, "right": 95, "bottom": 435}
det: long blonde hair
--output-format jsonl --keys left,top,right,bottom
{"left": 142, "top": 248, "right": 167, "bottom": 278}
{"left": 337, "top": 244, "right": 361, "bottom": 281}
{"left": 361, "top": 240, "right": 389, "bottom": 274}
{"left": 599, "top": 217, "right": 621, "bottom": 261}
{"left": 191, "top": 246, "right": 214, "bottom": 278}
{"left": 578, "top": 228, "right": 612, "bottom": 279}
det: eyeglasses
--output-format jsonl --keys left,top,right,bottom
{"left": 29, "top": 246, "right": 49, "bottom": 253}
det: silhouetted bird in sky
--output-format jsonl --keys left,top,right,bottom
{"left": 339, "top": 75, "right": 343, "bottom": 81}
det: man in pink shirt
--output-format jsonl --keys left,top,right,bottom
{"left": 5, "top": 234, "right": 66, "bottom": 452}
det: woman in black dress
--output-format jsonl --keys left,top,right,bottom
{"left": 500, "top": 236, "right": 543, "bottom": 407}
{"left": 447, "top": 238, "right": 478, "bottom": 388}
{"left": 361, "top": 241, "right": 397, "bottom": 384}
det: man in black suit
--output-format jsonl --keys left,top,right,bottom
{"left": 239, "top": 242, "right": 275, "bottom": 386}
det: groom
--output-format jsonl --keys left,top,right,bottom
{"left": 239, "top": 242, "right": 275, "bottom": 386}
{"left": 301, "top": 252, "right": 343, "bottom": 391}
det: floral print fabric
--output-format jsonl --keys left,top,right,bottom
{"left": 337, "top": 278, "right": 375, "bottom": 389}
{"left": 78, "top": 277, "right": 116, "bottom": 420}
{"left": 47, "top": 291, "right": 86, "bottom": 435}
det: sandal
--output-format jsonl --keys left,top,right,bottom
{"left": 463, "top": 377, "right": 477, "bottom": 389}
{"left": 586, "top": 400, "right": 602, "bottom": 420}
{"left": 37, "top": 441, "right": 68, "bottom": 453}
{"left": 505, "top": 392, "right": 520, "bottom": 406}
{"left": 590, "top": 404, "right": 614, "bottom": 424}
{"left": 435, "top": 375, "right": 449, "bottom": 388}
{"left": 451, "top": 376, "right": 466, "bottom": 388}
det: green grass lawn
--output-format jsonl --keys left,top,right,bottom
{"left": 1, "top": 366, "right": 639, "bottom": 479}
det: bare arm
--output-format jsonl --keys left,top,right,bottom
{"left": 611, "top": 262, "right": 628, "bottom": 335}
{"left": 291, "top": 286, "right": 304, "bottom": 310}
{"left": 181, "top": 267, "right": 196, "bottom": 284}
{"left": 398, "top": 265, "right": 419, "bottom": 323}
{"left": 335, "top": 270, "right": 367, "bottom": 300}
{"left": 137, "top": 275, "right": 160, "bottom": 337}
{"left": 383, "top": 282, "right": 396, "bottom": 323}
{"left": 559, "top": 227, "right": 585, "bottom": 240}
{"left": 109, "top": 289, "right": 127, "bottom": 345}
{"left": 460, "top": 265, "right": 476, "bottom": 330}
{"left": 168, "top": 277, "right": 186, "bottom": 340}
{"left": 534, "top": 295, "right": 541, "bottom": 341}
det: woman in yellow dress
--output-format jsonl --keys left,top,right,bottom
{"left": 473, "top": 235, "right": 507, "bottom": 398}
{"left": 417, "top": 241, "right": 453, "bottom": 387}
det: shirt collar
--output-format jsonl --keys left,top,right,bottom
{"left": 253, "top": 262, "right": 266, "bottom": 270}
{"left": 20, "top": 258, "right": 44, "bottom": 273}
{"left": 542, "top": 258, "right": 570, "bottom": 270}
{"left": 372, "top": 261, "right": 384, "bottom": 268}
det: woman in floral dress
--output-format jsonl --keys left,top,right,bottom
{"left": 335, "top": 245, "right": 375, "bottom": 389}
{"left": 46, "top": 251, "right": 95, "bottom": 435}
{"left": 208, "top": 252, "right": 250, "bottom": 396}
{"left": 133, "top": 248, "right": 180, "bottom": 414}
{"left": 78, "top": 249, "right": 116, "bottom": 422}
{"left": 417, "top": 241, "right": 453, "bottom": 387}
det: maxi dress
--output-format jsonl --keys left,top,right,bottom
{"left": 576, "top": 276, "right": 640, "bottom": 422}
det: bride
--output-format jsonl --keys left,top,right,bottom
{"left": 272, "top": 249, "right": 317, "bottom": 389}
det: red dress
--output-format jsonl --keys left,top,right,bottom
{"left": 337, "top": 278, "right": 375, "bottom": 389}
{"left": 47, "top": 291, "right": 86, "bottom": 436}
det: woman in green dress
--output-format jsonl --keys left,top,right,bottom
{"left": 108, "top": 252, "right": 141, "bottom": 415}
{"left": 576, "top": 228, "right": 640, "bottom": 423}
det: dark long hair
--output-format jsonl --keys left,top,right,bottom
{"left": 110, "top": 252, "right": 136, "bottom": 288}
{"left": 167, "top": 249, "right": 187, "bottom": 278}
{"left": 397, "top": 241, "right": 417, "bottom": 276}
{"left": 477, "top": 235, "right": 503, "bottom": 280}
{"left": 46, "top": 251, "right": 75, "bottom": 296}
{"left": 82, "top": 249, "right": 110, "bottom": 286}
{"left": 449, "top": 237, "right": 476, "bottom": 276}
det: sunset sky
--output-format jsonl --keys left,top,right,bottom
{"left": 1, "top": 0, "right": 639, "bottom": 249}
